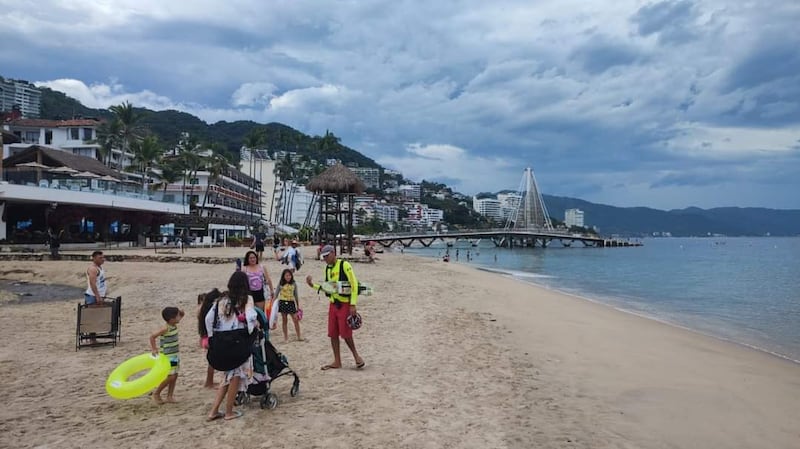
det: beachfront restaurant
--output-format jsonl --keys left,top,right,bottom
{"left": 0, "top": 145, "right": 189, "bottom": 244}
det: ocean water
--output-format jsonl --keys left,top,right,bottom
{"left": 404, "top": 237, "right": 800, "bottom": 363}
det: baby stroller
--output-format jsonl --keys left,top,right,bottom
{"left": 237, "top": 309, "right": 300, "bottom": 409}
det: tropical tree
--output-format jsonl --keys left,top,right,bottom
{"left": 92, "top": 119, "right": 121, "bottom": 166}
{"left": 108, "top": 101, "right": 146, "bottom": 156}
{"left": 130, "top": 135, "right": 163, "bottom": 192}
{"left": 176, "top": 135, "right": 204, "bottom": 208}
{"left": 275, "top": 153, "right": 295, "bottom": 224}
{"left": 152, "top": 157, "right": 183, "bottom": 194}
{"left": 200, "top": 144, "right": 230, "bottom": 224}
{"left": 317, "top": 130, "right": 341, "bottom": 156}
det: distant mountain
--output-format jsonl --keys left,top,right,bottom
{"left": 32, "top": 84, "right": 800, "bottom": 236}
{"left": 37, "top": 87, "right": 381, "bottom": 168}
{"left": 543, "top": 195, "right": 800, "bottom": 237}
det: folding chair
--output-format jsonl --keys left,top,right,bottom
{"left": 76, "top": 296, "right": 122, "bottom": 350}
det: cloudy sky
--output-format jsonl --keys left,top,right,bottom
{"left": 2, "top": 0, "right": 798, "bottom": 210}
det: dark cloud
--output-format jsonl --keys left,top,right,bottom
{"left": 631, "top": 0, "right": 699, "bottom": 44}
{"left": 570, "top": 39, "right": 644, "bottom": 74}
{"left": 726, "top": 40, "right": 800, "bottom": 92}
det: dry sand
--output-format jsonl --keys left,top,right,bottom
{"left": 0, "top": 247, "right": 798, "bottom": 449}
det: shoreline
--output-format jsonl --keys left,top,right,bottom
{"left": 472, "top": 264, "right": 800, "bottom": 366}
{"left": 1, "top": 248, "right": 798, "bottom": 448}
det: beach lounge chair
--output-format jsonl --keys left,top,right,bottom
{"left": 75, "top": 296, "right": 122, "bottom": 350}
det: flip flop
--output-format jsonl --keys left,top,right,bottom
{"left": 223, "top": 410, "right": 243, "bottom": 421}
{"left": 206, "top": 411, "right": 224, "bottom": 422}
{"left": 321, "top": 364, "right": 340, "bottom": 371}
{"left": 356, "top": 361, "right": 366, "bottom": 369}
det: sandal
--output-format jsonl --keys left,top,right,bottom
{"left": 224, "top": 410, "right": 243, "bottom": 421}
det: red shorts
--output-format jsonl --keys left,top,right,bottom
{"left": 328, "top": 302, "right": 353, "bottom": 339}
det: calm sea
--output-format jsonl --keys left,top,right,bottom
{"left": 404, "top": 237, "right": 800, "bottom": 363}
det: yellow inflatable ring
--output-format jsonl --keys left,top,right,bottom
{"left": 106, "top": 353, "right": 170, "bottom": 400}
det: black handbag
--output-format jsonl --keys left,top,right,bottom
{"left": 207, "top": 328, "right": 253, "bottom": 371}
{"left": 206, "top": 302, "right": 254, "bottom": 371}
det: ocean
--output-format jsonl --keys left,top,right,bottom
{"left": 404, "top": 237, "right": 800, "bottom": 363}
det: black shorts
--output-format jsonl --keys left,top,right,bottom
{"left": 250, "top": 289, "right": 266, "bottom": 303}
{"left": 278, "top": 300, "right": 297, "bottom": 314}
{"left": 255, "top": 243, "right": 265, "bottom": 252}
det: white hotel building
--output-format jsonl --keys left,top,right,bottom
{"left": 3, "top": 118, "right": 135, "bottom": 170}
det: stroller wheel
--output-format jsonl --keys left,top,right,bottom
{"left": 234, "top": 391, "right": 248, "bottom": 406}
{"left": 259, "top": 395, "right": 268, "bottom": 409}
{"left": 266, "top": 393, "right": 278, "bottom": 410}
{"left": 290, "top": 381, "right": 299, "bottom": 397}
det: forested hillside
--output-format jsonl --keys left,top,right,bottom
{"left": 38, "top": 87, "right": 380, "bottom": 168}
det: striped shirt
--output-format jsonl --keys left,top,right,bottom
{"left": 160, "top": 325, "right": 179, "bottom": 356}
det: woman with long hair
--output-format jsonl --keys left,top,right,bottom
{"left": 242, "top": 250, "right": 274, "bottom": 309}
{"left": 204, "top": 271, "right": 257, "bottom": 421}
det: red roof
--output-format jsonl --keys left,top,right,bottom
{"left": 8, "top": 118, "right": 103, "bottom": 128}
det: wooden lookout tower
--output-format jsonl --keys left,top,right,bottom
{"left": 306, "top": 163, "right": 365, "bottom": 255}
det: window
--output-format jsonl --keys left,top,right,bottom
{"left": 189, "top": 178, "right": 199, "bottom": 185}
{"left": 45, "top": 130, "right": 52, "bottom": 145}
{"left": 24, "top": 131, "right": 39, "bottom": 143}
{"left": 70, "top": 128, "right": 79, "bottom": 140}
{"left": 83, "top": 128, "right": 93, "bottom": 140}
{"left": 73, "top": 148, "right": 94, "bottom": 157}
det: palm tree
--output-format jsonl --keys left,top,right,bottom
{"left": 200, "top": 144, "right": 229, "bottom": 224}
{"left": 275, "top": 153, "right": 295, "bottom": 224}
{"left": 130, "top": 135, "right": 163, "bottom": 192}
{"left": 243, "top": 128, "right": 266, "bottom": 224}
{"left": 175, "top": 135, "right": 203, "bottom": 208}
{"left": 151, "top": 156, "right": 182, "bottom": 195}
{"left": 92, "top": 119, "right": 121, "bottom": 167}
{"left": 108, "top": 101, "right": 146, "bottom": 157}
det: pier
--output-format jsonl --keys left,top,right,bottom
{"left": 363, "top": 229, "right": 641, "bottom": 248}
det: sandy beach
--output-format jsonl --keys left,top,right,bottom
{"left": 0, "top": 247, "right": 798, "bottom": 449}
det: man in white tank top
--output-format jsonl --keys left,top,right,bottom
{"left": 85, "top": 250, "right": 108, "bottom": 305}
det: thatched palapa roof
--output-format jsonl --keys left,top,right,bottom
{"left": 3, "top": 145, "right": 121, "bottom": 178}
{"left": 306, "top": 163, "right": 365, "bottom": 194}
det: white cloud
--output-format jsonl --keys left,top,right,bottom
{"left": 5, "top": 0, "right": 798, "bottom": 209}
{"left": 34, "top": 78, "right": 178, "bottom": 111}
{"left": 378, "top": 143, "right": 522, "bottom": 195}
{"left": 231, "top": 82, "right": 276, "bottom": 107}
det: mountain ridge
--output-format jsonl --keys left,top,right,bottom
{"left": 32, "top": 84, "right": 800, "bottom": 237}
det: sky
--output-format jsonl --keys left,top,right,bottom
{"left": 1, "top": 0, "right": 799, "bottom": 210}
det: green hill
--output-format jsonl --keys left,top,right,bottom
{"left": 38, "top": 87, "right": 380, "bottom": 168}
{"left": 35, "top": 85, "right": 799, "bottom": 236}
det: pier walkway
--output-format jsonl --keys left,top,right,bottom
{"left": 363, "top": 229, "right": 642, "bottom": 248}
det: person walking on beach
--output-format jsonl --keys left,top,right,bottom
{"left": 197, "top": 288, "right": 222, "bottom": 389}
{"left": 242, "top": 250, "right": 274, "bottom": 310}
{"left": 251, "top": 231, "right": 266, "bottom": 261}
{"left": 150, "top": 306, "right": 185, "bottom": 404}
{"left": 85, "top": 251, "right": 108, "bottom": 305}
{"left": 306, "top": 245, "right": 365, "bottom": 371}
{"left": 205, "top": 271, "right": 258, "bottom": 421}
{"left": 274, "top": 268, "right": 303, "bottom": 342}
{"left": 280, "top": 239, "right": 302, "bottom": 272}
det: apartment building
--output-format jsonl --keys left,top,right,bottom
{"left": 565, "top": 208, "right": 585, "bottom": 228}
{"left": 0, "top": 78, "right": 41, "bottom": 118}
{"left": 2, "top": 118, "right": 135, "bottom": 170}
{"left": 350, "top": 167, "right": 381, "bottom": 190}
{"left": 472, "top": 197, "right": 502, "bottom": 220}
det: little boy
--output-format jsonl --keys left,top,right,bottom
{"left": 150, "top": 307, "right": 185, "bottom": 404}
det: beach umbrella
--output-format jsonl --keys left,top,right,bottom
{"left": 72, "top": 171, "right": 101, "bottom": 178}
{"left": 99, "top": 175, "right": 120, "bottom": 182}
{"left": 49, "top": 166, "right": 79, "bottom": 174}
